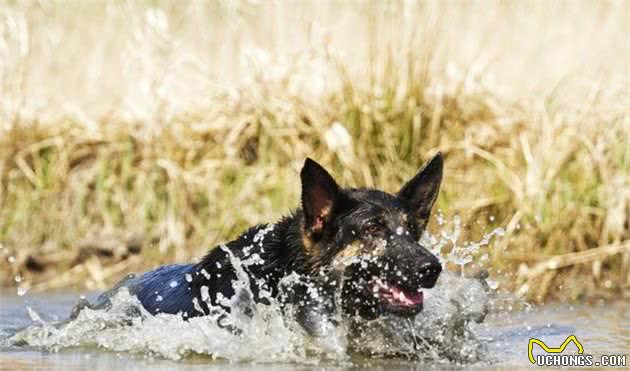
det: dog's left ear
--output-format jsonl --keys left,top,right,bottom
{"left": 397, "top": 152, "right": 443, "bottom": 229}
{"left": 301, "top": 158, "right": 340, "bottom": 240}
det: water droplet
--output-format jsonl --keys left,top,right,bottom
{"left": 17, "top": 286, "right": 28, "bottom": 296}
{"left": 604, "top": 280, "right": 612, "bottom": 288}
{"left": 200, "top": 285, "right": 210, "bottom": 302}
{"left": 14, "top": 275, "right": 22, "bottom": 283}
{"left": 26, "top": 307, "right": 43, "bottom": 324}
{"left": 8, "top": 256, "right": 16, "bottom": 264}
{"left": 169, "top": 280, "right": 178, "bottom": 288}
{"left": 200, "top": 269, "right": 211, "bottom": 279}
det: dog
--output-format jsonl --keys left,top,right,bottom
{"left": 81, "top": 154, "right": 444, "bottom": 337}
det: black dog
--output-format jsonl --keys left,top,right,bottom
{"left": 85, "top": 154, "right": 444, "bottom": 336}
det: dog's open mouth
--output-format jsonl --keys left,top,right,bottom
{"left": 371, "top": 280, "right": 424, "bottom": 311}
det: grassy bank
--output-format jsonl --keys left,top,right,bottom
{"left": 1, "top": 1, "right": 628, "bottom": 303}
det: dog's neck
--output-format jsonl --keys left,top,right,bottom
{"left": 192, "top": 210, "right": 318, "bottom": 286}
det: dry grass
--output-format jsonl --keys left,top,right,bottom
{"left": 0, "top": 0, "right": 628, "bottom": 302}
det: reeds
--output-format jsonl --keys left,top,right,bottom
{"left": 0, "top": 0, "right": 628, "bottom": 302}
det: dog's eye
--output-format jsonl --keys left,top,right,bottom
{"left": 365, "top": 225, "right": 379, "bottom": 234}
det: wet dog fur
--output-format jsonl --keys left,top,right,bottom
{"left": 84, "top": 154, "right": 444, "bottom": 336}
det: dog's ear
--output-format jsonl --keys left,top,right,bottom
{"left": 397, "top": 152, "right": 443, "bottom": 229}
{"left": 301, "top": 158, "right": 340, "bottom": 240}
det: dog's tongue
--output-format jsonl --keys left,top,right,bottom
{"left": 390, "top": 287, "right": 423, "bottom": 306}
{"left": 374, "top": 282, "right": 424, "bottom": 307}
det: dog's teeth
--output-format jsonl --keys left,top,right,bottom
{"left": 398, "top": 291, "right": 406, "bottom": 302}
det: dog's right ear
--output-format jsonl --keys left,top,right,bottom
{"left": 301, "top": 158, "right": 340, "bottom": 240}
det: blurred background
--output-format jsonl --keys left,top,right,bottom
{"left": 1, "top": 0, "right": 628, "bottom": 303}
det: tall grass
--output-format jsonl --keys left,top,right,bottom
{"left": 0, "top": 1, "right": 628, "bottom": 302}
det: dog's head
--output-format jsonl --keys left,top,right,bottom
{"left": 300, "top": 154, "right": 443, "bottom": 320}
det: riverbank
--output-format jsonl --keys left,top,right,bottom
{"left": 1, "top": 1, "right": 628, "bottom": 303}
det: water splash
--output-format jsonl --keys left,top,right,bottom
{"left": 16, "top": 286, "right": 28, "bottom": 296}
{"left": 7, "top": 216, "right": 505, "bottom": 365}
{"left": 350, "top": 271, "right": 489, "bottom": 363}
{"left": 422, "top": 215, "right": 505, "bottom": 272}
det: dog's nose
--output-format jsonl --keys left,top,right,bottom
{"left": 417, "top": 258, "right": 442, "bottom": 288}
{"left": 387, "top": 256, "right": 442, "bottom": 290}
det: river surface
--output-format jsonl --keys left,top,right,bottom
{"left": 1, "top": 288, "right": 628, "bottom": 370}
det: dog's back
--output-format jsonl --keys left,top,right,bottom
{"left": 92, "top": 264, "right": 196, "bottom": 316}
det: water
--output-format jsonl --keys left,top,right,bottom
{"left": 1, "top": 221, "right": 628, "bottom": 369}
{"left": 2, "top": 288, "right": 628, "bottom": 369}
